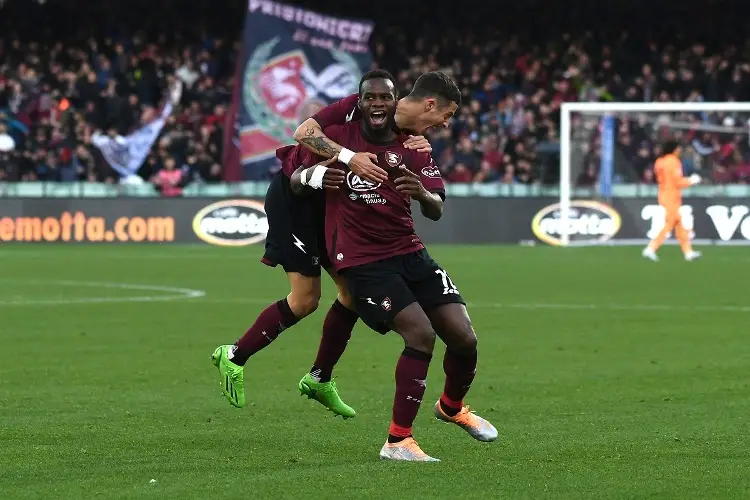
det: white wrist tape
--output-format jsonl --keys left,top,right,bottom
{"left": 337, "top": 148, "right": 355, "bottom": 165}
{"left": 300, "top": 164, "right": 328, "bottom": 189}
{"left": 308, "top": 164, "right": 328, "bottom": 189}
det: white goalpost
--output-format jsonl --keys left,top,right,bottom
{"left": 558, "top": 101, "right": 750, "bottom": 246}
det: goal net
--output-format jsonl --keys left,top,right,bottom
{"left": 553, "top": 102, "right": 750, "bottom": 247}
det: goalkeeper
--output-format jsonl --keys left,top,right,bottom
{"left": 642, "top": 139, "right": 702, "bottom": 262}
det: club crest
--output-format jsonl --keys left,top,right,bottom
{"left": 384, "top": 151, "right": 402, "bottom": 167}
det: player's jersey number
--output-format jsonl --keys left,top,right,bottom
{"left": 435, "top": 269, "right": 459, "bottom": 295}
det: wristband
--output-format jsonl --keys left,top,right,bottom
{"left": 338, "top": 148, "right": 355, "bottom": 166}
{"left": 300, "top": 168, "right": 310, "bottom": 186}
{"left": 308, "top": 164, "right": 328, "bottom": 189}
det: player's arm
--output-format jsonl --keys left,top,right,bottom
{"left": 670, "top": 158, "right": 700, "bottom": 189}
{"left": 394, "top": 166, "right": 444, "bottom": 221}
{"left": 289, "top": 157, "right": 345, "bottom": 195}
{"left": 293, "top": 95, "right": 387, "bottom": 184}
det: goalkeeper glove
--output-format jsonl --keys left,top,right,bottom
{"left": 689, "top": 173, "right": 701, "bottom": 185}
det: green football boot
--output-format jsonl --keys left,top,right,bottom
{"left": 298, "top": 373, "right": 356, "bottom": 419}
{"left": 211, "top": 345, "right": 245, "bottom": 408}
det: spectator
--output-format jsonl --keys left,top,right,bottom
{"left": 152, "top": 157, "right": 184, "bottom": 197}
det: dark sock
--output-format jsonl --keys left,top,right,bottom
{"left": 388, "top": 347, "right": 432, "bottom": 442}
{"left": 230, "top": 299, "right": 299, "bottom": 366}
{"left": 440, "top": 348, "right": 478, "bottom": 416}
{"left": 309, "top": 300, "right": 358, "bottom": 383}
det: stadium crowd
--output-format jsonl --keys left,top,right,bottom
{"left": 1, "top": 0, "right": 749, "bottom": 189}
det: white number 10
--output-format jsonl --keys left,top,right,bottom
{"left": 435, "top": 269, "right": 459, "bottom": 295}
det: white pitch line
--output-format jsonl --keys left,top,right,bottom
{"left": 189, "top": 297, "right": 750, "bottom": 313}
{"left": 0, "top": 279, "right": 206, "bottom": 306}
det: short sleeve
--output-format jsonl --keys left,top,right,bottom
{"left": 417, "top": 155, "right": 446, "bottom": 198}
{"left": 312, "top": 94, "right": 359, "bottom": 129}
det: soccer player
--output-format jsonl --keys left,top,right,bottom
{"left": 209, "top": 71, "right": 440, "bottom": 417}
{"left": 642, "top": 139, "right": 702, "bottom": 262}
{"left": 294, "top": 71, "right": 460, "bottom": 185}
{"left": 293, "top": 73, "right": 497, "bottom": 461}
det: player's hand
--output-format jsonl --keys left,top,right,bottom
{"left": 349, "top": 152, "right": 388, "bottom": 184}
{"left": 403, "top": 135, "right": 432, "bottom": 153}
{"left": 689, "top": 173, "right": 702, "bottom": 185}
{"left": 318, "top": 157, "right": 345, "bottom": 189}
{"left": 395, "top": 166, "right": 428, "bottom": 199}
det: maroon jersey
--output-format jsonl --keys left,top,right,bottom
{"left": 312, "top": 93, "right": 360, "bottom": 129}
{"left": 276, "top": 144, "right": 305, "bottom": 178}
{"left": 322, "top": 122, "right": 445, "bottom": 271}
{"left": 276, "top": 93, "right": 358, "bottom": 178}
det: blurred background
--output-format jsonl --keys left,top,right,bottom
{"left": 2, "top": 0, "right": 750, "bottom": 193}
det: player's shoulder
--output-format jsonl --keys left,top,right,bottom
{"left": 323, "top": 121, "right": 358, "bottom": 138}
{"left": 340, "top": 93, "right": 359, "bottom": 109}
{"left": 395, "top": 136, "right": 432, "bottom": 165}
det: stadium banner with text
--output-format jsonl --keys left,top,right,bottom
{"left": 225, "top": 0, "right": 374, "bottom": 181}
{"left": 514, "top": 197, "right": 750, "bottom": 247}
{"left": 412, "top": 197, "right": 750, "bottom": 246}
{"left": 1, "top": 197, "right": 749, "bottom": 245}
{"left": 0, "top": 199, "right": 269, "bottom": 245}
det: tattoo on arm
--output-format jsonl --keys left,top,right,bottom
{"left": 299, "top": 127, "right": 341, "bottom": 159}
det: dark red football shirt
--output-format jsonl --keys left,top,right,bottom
{"left": 312, "top": 93, "right": 360, "bottom": 129}
{"left": 321, "top": 122, "right": 445, "bottom": 271}
{"left": 276, "top": 93, "right": 358, "bottom": 178}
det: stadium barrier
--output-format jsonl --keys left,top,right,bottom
{"left": 1, "top": 197, "right": 749, "bottom": 246}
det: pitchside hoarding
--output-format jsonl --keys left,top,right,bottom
{"left": 0, "top": 198, "right": 748, "bottom": 245}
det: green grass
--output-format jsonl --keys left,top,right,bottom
{"left": 1, "top": 244, "right": 749, "bottom": 499}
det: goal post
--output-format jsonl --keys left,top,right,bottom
{"left": 558, "top": 101, "right": 750, "bottom": 246}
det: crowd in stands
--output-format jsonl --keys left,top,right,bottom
{"left": 1, "top": 0, "right": 750, "bottom": 190}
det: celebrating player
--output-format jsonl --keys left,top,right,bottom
{"left": 210, "top": 71, "right": 452, "bottom": 418}
{"left": 642, "top": 139, "right": 702, "bottom": 262}
{"left": 294, "top": 71, "right": 459, "bottom": 185}
{"left": 293, "top": 73, "right": 496, "bottom": 461}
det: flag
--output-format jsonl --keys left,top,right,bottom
{"left": 227, "top": 0, "right": 374, "bottom": 180}
{"left": 91, "top": 83, "right": 182, "bottom": 181}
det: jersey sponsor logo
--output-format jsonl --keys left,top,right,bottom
{"left": 192, "top": 200, "right": 269, "bottom": 247}
{"left": 384, "top": 151, "right": 402, "bottom": 167}
{"left": 346, "top": 171, "right": 381, "bottom": 192}
{"left": 531, "top": 200, "right": 621, "bottom": 246}
{"left": 421, "top": 164, "right": 441, "bottom": 178}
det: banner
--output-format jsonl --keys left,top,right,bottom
{"left": 227, "top": 0, "right": 374, "bottom": 180}
{"left": 2, "top": 197, "right": 749, "bottom": 246}
{"left": 524, "top": 198, "right": 750, "bottom": 246}
{"left": 0, "top": 198, "right": 268, "bottom": 245}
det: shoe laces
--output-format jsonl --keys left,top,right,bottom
{"left": 453, "top": 406, "right": 480, "bottom": 426}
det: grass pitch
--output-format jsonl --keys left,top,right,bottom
{"left": 1, "top": 244, "right": 749, "bottom": 499}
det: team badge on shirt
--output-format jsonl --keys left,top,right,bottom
{"left": 384, "top": 151, "right": 402, "bottom": 167}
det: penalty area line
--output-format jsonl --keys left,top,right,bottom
{"left": 0, "top": 279, "right": 206, "bottom": 306}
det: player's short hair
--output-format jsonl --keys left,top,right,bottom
{"left": 407, "top": 71, "right": 461, "bottom": 108}
{"left": 660, "top": 139, "right": 680, "bottom": 156}
{"left": 359, "top": 69, "right": 396, "bottom": 95}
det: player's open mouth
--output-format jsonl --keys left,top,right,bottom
{"left": 370, "top": 111, "right": 387, "bottom": 125}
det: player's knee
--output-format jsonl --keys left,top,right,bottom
{"left": 336, "top": 286, "right": 355, "bottom": 311}
{"left": 454, "top": 327, "right": 477, "bottom": 355}
{"left": 287, "top": 289, "right": 321, "bottom": 318}
{"left": 453, "top": 317, "right": 478, "bottom": 355}
{"left": 401, "top": 324, "right": 436, "bottom": 354}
